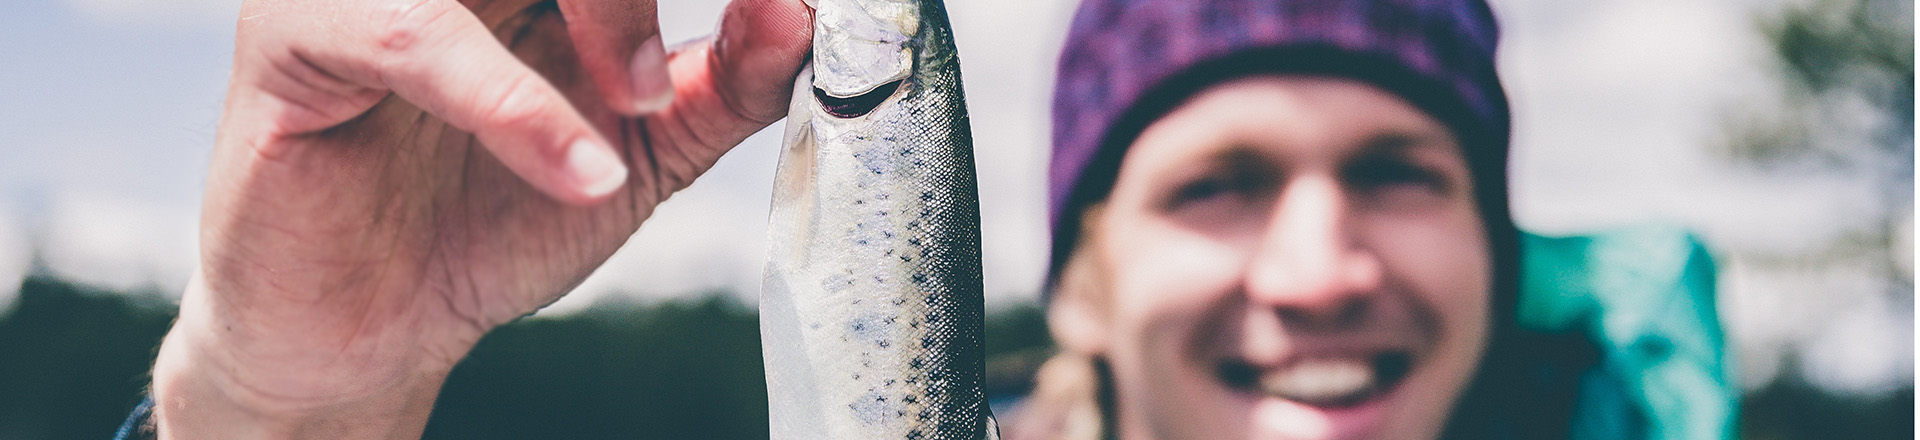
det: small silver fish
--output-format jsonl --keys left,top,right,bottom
{"left": 760, "top": 0, "right": 996, "bottom": 438}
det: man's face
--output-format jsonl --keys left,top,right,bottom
{"left": 1050, "top": 76, "right": 1491, "bottom": 440}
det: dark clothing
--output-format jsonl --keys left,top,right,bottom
{"left": 112, "top": 397, "right": 153, "bottom": 440}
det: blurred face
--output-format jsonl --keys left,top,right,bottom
{"left": 1049, "top": 77, "right": 1490, "bottom": 440}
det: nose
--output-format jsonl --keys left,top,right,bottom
{"left": 1244, "top": 174, "right": 1384, "bottom": 328}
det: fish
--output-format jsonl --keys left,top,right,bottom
{"left": 759, "top": 0, "right": 996, "bottom": 438}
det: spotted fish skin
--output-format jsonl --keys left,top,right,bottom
{"left": 759, "top": 0, "right": 993, "bottom": 438}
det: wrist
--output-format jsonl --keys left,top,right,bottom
{"left": 148, "top": 276, "right": 452, "bottom": 439}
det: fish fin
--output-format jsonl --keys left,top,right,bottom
{"left": 770, "top": 65, "right": 819, "bottom": 262}
{"left": 780, "top": 66, "right": 816, "bottom": 149}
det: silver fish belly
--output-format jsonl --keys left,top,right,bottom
{"left": 760, "top": 0, "right": 995, "bottom": 438}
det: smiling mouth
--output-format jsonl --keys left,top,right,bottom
{"left": 1218, "top": 353, "right": 1413, "bottom": 408}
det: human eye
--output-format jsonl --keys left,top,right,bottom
{"left": 1159, "top": 160, "right": 1275, "bottom": 214}
{"left": 1343, "top": 155, "right": 1449, "bottom": 195}
{"left": 1168, "top": 175, "right": 1239, "bottom": 206}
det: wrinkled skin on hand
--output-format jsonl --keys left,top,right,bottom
{"left": 150, "top": 0, "right": 808, "bottom": 438}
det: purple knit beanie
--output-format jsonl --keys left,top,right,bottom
{"left": 1045, "top": 0, "right": 1516, "bottom": 291}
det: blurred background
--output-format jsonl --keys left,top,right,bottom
{"left": 0, "top": 0, "right": 1909, "bottom": 438}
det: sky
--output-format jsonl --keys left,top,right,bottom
{"left": 0, "top": 0, "right": 1909, "bottom": 395}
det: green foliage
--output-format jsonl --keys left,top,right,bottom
{"left": 1767, "top": 0, "right": 1912, "bottom": 105}
{"left": 0, "top": 274, "right": 1911, "bottom": 439}
{"left": 984, "top": 302, "right": 1054, "bottom": 398}
{"left": 1729, "top": 0, "right": 1913, "bottom": 168}
{"left": 1741, "top": 379, "right": 1914, "bottom": 440}
{"left": 0, "top": 274, "right": 1056, "bottom": 439}
{"left": 425, "top": 295, "right": 771, "bottom": 439}
{"left": 0, "top": 274, "right": 174, "bottom": 440}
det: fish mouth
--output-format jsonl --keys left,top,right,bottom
{"left": 1216, "top": 352, "right": 1413, "bottom": 408}
{"left": 814, "top": 79, "right": 904, "bottom": 119}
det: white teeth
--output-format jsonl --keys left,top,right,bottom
{"left": 1259, "top": 358, "right": 1376, "bottom": 404}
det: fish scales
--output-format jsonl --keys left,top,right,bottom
{"left": 760, "top": 0, "right": 995, "bottom": 438}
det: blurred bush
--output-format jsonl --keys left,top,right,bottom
{"left": 0, "top": 274, "right": 1056, "bottom": 439}
{"left": 0, "top": 274, "right": 172, "bottom": 440}
{"left": 0, "top": 272, "right": 1908, "bottom": 439}
{"left": 425, "top": 294, "right": 770, "bottom": 439}
{"left": 1708, "top": 0, "right": 1912, "bottom": 407}
{"left": 1723, "top": 0, "right": 1911, "bottom": 282}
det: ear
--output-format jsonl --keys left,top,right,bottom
{"left": 1048, "top": 233, "right": 1112, "bottom": 357}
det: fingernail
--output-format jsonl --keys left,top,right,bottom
{"left": 630, "top": 35, "right": 674, "bottom": 114}
{"left": 568, "top": 138, "right": 628, "bottom": 199}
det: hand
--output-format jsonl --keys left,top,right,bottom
{"left": 147, "top": 0, "right": 808, "bottom": 437}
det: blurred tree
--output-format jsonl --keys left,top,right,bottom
{"left": 0, "top": 269, "right": 1058, "bottom": 440}
{"left": 425, "top": 295, "right": 771, "bottom": 439}
{"left": 1723, "top": 0, "right": 1914, "bottom": 284}
{"left": 1717, "top": 0, "right": 1914, "bottom": 436}
{"left": 984, "top": 303, "right": 1054, "bottom": 400}
{"left": 1719, "top": 0, "right": 1913, "bottom": 400}
{"left": 0, "top": 272, "right": 175, "bottom": 440}
{"left": 1741, "top": 376, "right": 1913, "bottom": 440}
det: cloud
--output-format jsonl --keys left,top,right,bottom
{"left": 950, "top": 0, "right": 1080, "bottom": 303}
{"left": 1721, "top": 260, "right": 1915, "bottom": 393}
{"left": 1495, "top": 0, "right": 1879, "bottom": 253}
{"left": 657, "top": 0, "right": 730, "bottom": 44}
{"left": 37, "top": 190, "right": 199, "bottom": 294}
{"left": 1798, "top": 285, "right": 1914, "bottom": 396}
{"left": 63, "top": 0, "right": 240, "bottom": 29}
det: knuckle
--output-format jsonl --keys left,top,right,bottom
{"left": 374, "top": 0, "right": 455, "bottom": 55}
{"left": 476, "top": 73, "right": 560, "bottom": 134}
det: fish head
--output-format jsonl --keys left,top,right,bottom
{"left": 810, "top": 0, "right": 920, "bottom": 105}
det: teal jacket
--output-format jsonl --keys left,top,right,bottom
{"left": 1520, "top": 227, "right": 1739, "bottom": 440}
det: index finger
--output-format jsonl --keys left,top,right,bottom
{"left": 375, "top": 0, "right": 631, "bottom": 204}
{"left": 558, "top": 0, "right": 673, "bottom": 116}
